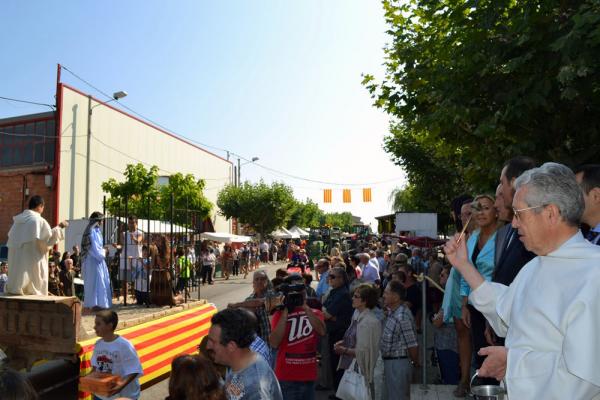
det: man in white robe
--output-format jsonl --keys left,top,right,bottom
{"left": 6, "top": 195, "right": 67, "bottom": 296}
{"left": 445, "top": 162, "right": 600, "bottom": 399}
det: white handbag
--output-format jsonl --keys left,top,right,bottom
{"left": 336, "top": 359, "right": 370, "bottom": 400}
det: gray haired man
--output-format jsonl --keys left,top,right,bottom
{"left": 445, "top": 162, "right": 600, "bottom": 399}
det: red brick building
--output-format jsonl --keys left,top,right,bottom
{"left": 0, "top": 112, "right": 58, "bottom": 243}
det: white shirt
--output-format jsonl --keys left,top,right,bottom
{"left": 470, "top": 232, "right": 600, "bottom": 399}
{"left": 92, "top": 336, "right": 143, "bottom": 400}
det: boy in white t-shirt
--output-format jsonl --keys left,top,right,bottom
{"left": 90, "top": 310, "right": 143, "bottom": 400}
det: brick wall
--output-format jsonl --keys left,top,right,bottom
{"left": 0, "top": 171, "right": 56, "bottom": 243}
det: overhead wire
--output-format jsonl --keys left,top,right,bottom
{"left": 0, "top": 95, "right": 55, "bottom": 110}
{"left": 60, "top": 65, "right": 403, "bottom": 188}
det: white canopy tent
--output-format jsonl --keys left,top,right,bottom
{"left": 288, "top": 226, "right": 310, "bottom": 237}
{"left": 271, "top": 227, "right": 300, "bottom": 239}
{"left": 199, "top": 232, "right": 252, "bottom": 243}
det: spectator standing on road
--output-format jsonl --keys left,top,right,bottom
{"left": 323, "top": 267, "right": 353, "bottom": 392}
{"left": 259, "top": 240, "right": 269, "bottom": 264}
{"left": 334, "top": 284, "right": 383, "bottom": 399}
{"left": 574, "top": 164, "right": 600, "bottom": 245}
{"left": 221, "top": 245, "right": 233, "bottom": 281}
{"left": 200, "top": 248, "right": 216, "bottom": 285}
{"left": 228, "top": 270, "right": 278, "bottom": 341}
{"left": 207, "top": 309, "right": 282, "bottom": 400}
{"left": 380, "top": 280, "right": 419, "bottom": 400}
{"left": 314, "top": 259, "right": 331, "bottom": 301}
{"left": 269, "top": 274, "right": 325, "bottom": 400}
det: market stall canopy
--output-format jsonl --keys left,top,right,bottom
{"left": 271, "top": 228, "right": 300, "bottom": 239}
{"left": 199, "top": 232, "right": 252, "bottom": 243}
{"left": 288, "top": 226, "right": 309, "bottom": 237}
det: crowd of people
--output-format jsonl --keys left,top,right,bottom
{"left": 5, "top": 158, "right": 600, "bottom": 399}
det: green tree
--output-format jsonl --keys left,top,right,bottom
{"left": 321, "top": 212, "right": 355, "bottom": 232}
{"left": 217, "top": 181, "right": 296, "bottom": 237}
{"left": 159, "top": 173, "right": 213, "bottom": 226}
{"left": 366, "top": 0, "right": 600, "bottom": 209}
{"left": 101, "top": 163, "right": 213, "bottom": 226}
{"left": 288, "top": 199, "right": 324, "bottom": 229}
{"left": 101, "top": 163, "right": 161, "bottom": 218}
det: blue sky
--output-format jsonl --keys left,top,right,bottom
{"left": 0, "top": 1, "right": 405, "bottom": 230}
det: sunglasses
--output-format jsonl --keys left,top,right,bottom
{"left": 352, "top": 293, "right": 362, "bottom": 299}
{"left": 328, "top": 275, "right": 338, "bottom": 280}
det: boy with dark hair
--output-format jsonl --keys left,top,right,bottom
{"left": 90, "top": 310, "right": 143, "bottom": 399}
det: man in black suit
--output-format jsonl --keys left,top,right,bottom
{"left": 574, "top": 164, "right": 600, "bottom": 245}
{"left": 488, "top": 157, "right": 537, "bottom": 346}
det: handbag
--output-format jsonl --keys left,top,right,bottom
{"left": 336, "top": 359, "right": 370, "bottom": 400}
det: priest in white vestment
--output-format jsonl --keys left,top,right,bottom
{"left": 445, "top": 163, "right": 600, "bottom": 399}
{"left": 6, "top": 195, "right": 68, "bottom": 296}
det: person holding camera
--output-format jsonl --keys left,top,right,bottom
{"left": 269, "top": 273, "right": 326, "bottom": 400}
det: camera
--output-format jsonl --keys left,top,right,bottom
{"left": 279, "top": 283, "right": 306, "bottom": 312}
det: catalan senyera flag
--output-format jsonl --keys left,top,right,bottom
{"left": 343, "top": 189, "right": 352, "bottom": 203}
{"left": 363, "top": 188, "right": 372, "bottom": 202}
{"left": 324, "top": 189, "right": 332, "bottom": 203}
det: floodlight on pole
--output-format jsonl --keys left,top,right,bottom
{"left": 86, "top": 89, "right": 128, "bottom": 216}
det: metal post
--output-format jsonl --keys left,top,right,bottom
{"left": 123, "top": 197, "right": 128, "bottom": 306}
{"left": 85, "top": 96, "right": 93, "bottom": 217}
{"left": 421, "top": 275, "right": 428, "bottom": 389}
{"left": 146, "top": 196, "right": 151, "bottom": 307}
{"left": 170, "top": 193, "right": 174, "bottom": 299}
{"left": 237, "top": 158, "right": 241, "bottom": 187}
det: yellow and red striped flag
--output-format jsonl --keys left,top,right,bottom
{"left": 323, "top": 189, "right": 332, "bottom": 203}
{"left": 363, "top": 188, "right": 372, "bottom": 202}
{"left": 343, "top": 189, "right": 352, "bottom": 203}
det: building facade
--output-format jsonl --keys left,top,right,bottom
{"left": 0, "top": 72, "right": 233, "bottom": 244}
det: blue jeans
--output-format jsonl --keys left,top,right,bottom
{"left": 279, "top": 380, "right": 315, "bottom": 400}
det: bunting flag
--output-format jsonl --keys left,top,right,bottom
{"left": 363, "top": 188, "right": 372, "bottom": 202}
{"left": 323, "top": 189, "right": 332, "bottom": 203}
{"left": 343, "top": 189, "right": 352, "bottom": 203}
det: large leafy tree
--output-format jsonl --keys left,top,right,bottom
{"left": 321, "top": 212, "right": 356, "bottom": 232}
{"left": 366, "top": 0, "right": 600, "bottom": 213}
{"left": 101, "top": 163, "right": 213, "bottom": 225}
{"left": 217, "top": 181, "right": 296, "bottom": 237}
{"left": 288, "top": 199, "right": 324, "bottom": 229}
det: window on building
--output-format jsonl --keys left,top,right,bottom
{"left": 0, "top": 118, "right": 56, "bottom": 168}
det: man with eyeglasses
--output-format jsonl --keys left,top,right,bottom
{"left": 445, "top": 162, "right": 600, "bottom": 399}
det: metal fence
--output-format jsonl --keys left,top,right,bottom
{"left": 101, "top": 194, "right": 210, "bottom": 306}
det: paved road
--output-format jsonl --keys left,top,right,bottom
{"left": 141, "top": 261, "right": 287, "bottom": 399}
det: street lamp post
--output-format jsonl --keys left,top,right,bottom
{"left": 85, "top": 91, "right": 128, "bottom": 216}
{"left": 237, "top": 156, "right": 259, "bottom": 187}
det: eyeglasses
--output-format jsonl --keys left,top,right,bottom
{"left": 512, "top": 204, "right": 546, "bottom": 221}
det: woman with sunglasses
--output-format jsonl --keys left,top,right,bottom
{"left": 458, "top": 195, "right": 501, "bottom": 384}
{"left": 334, "top": 284, "right": 382, "bottom": 399}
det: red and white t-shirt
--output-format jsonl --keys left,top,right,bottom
{"left": 271, "top": 307, "right": 324, "bottom": 381}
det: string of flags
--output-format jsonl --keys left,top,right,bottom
{"left": 323, "top": 188, "right": 372, "bottom": 203}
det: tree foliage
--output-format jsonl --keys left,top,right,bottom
{"left": 321, "top": 212, "right": 355, "bottom": 232}
{"left": 217, "top": 181, "right": 297, "bottom": 237}
{"left": 288, "top": 199, "right": 324, "bottom": 229}
{"left": 101, "top": 163, "right": 213, "bottom": 225}
{"left": 365, "top": 0, "right": 600, "bottom": 213}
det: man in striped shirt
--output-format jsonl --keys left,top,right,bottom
{"left": 380, "top": 280, "right": 420, "bottom": 400}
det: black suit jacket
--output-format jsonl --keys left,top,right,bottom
{"left": 492, "top": 226, "right": 536, "bottom": 286}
